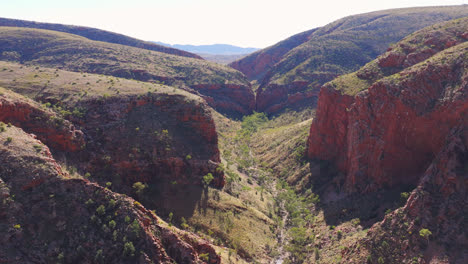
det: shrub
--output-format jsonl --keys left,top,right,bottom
{"left": 378, "top": 256, "right": 384, "bottom": 264}
{"left": 85, "top": 199, "right": 94, "bottom": 206}
{"left": 108, "top": 199, "right": 116, "bottom": 208}
{"left": 199, "top": 253, "right": 209, "bottom": 262}
{"left": 168, "top": 212, "right": 173, "bottom": 226}
{"left": 132, "top": 182, "right": 147, "bottom": 195}
{"left": 130, "top": 220, "right": 140, "bottom": 237}
{"left": 202, "top": 173, "right": 214, "bottom": 187}
{"left": 33, "top": 145, "right": 42, "bottom": 153}
{"left": 419, "top": 228, "right": 432, "bottom": 241}
{"left": 96, "top": 205, "right": 106, "bottom": 216}
{"left": 181, "top": 217, "right": 189, "bottom": 229}
{"left": 123, "top": 242, "right": 135, "bottom": 257}
{"left": 400, "top": 192, "right": 410, "bottom": 204}
{"left": 6, "top": 137, "right": 12, "bottom": 143}
{"left": 108, "top": 220, "right": 116, "bottom": 229}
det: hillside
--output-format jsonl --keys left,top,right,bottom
{"left": 154, "top": 42, "right": 258, "bottom": 55}
{"left": 0, "top": 88, "right": 221, "bottom": 263}
{"left": 307, "top": 17, "right": 468, "bottom": 263}
{"left": 197, "top": 53, "right": 249, "bottom": 65}
{"left": 0, "top": 17, "right": 202, "bottom": 59}
{"left": 230, "top": 5, "right": 468, "bottom": 115}
{"left": 0, "top": 26, "right": 255, "bottom": 117}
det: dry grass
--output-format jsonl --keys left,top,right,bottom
{"left": 0, "top": 61, "right": 203, "bottom": 104}
{"left": 0, "top": 27, "right": 249, "bottom": 89}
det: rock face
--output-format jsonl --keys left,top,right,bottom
{"left": 76, "top": 93, "right": 225, "bottom": 190}
{"left": 344, "top": 126, "right": 468, "bottom": 264}
{"left": 306, "top": 18, "right": 468, "bottom": 263}
{"left": 0, "top": 125, "right": 220, "bottom": 263}
{"left": 0, "top": 63, "right": 225, "bottom": 194}
{"left": 0, "top": 17, "right": 202, "bottom": 59}
{"left": 230, "top": 6, "right": 468, "bottom": 115}
{"left": 194, "top": 83, "right": 255, "bottom": 117}
{"left": 307, "top": 17, "right": 468, "bottom": 193}
{"left": 0, "top": 89, "right": 84, "bottom": 152}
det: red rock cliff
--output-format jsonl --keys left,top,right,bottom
{"left": 0, "top": 89, "right": 84, "bottom": 152}
{"left": 0, "top": 125, "right": 220, "bottom": 263}
{"left": 307, "top": 18, "right": 468, "bottom": 193}
{"left": 76, "top": 93, "right": 224, "bottom": 189}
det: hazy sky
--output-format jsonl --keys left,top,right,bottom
{"left": 1, "top": 0, "right": 467, "bottom": 48}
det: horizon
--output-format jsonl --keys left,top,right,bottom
{"left": 1, "top": 0, "right": 467, "bottom": 48}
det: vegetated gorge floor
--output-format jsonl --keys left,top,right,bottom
{"left": 207, "top": 109, "right": 394, "bottom": 264}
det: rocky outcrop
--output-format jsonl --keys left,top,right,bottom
{"left": 0, "top": 62, "right": 225, "bottom": 195}
{"left": 194, "top": 83, "right": 255, "bottom": 116}
{"left": 255, "top": 73, "right": 334, "bottom": 114}
{"left": 0, "top": 89, "right": 84, "bottom": 152}
{"left": 0, "top": 17, "right": 202, "bottom": 59}
{"left": 344, "top": 126, "right": 468, "bottom": 263}
{"left": 0, "top": 125, "right": 220, "bottom": 263}
{"left": 307, "top": 18, "right": 468, "bottom": 263}
{"left": 307, "top": 18, "right": 468, "bottom": 193}
{"left": 306, "top": 86, "right": 354, "bottom": 173}
{"left": 76, "top": 93, "right": 224, "bottom": 190}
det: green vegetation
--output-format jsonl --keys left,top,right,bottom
{"left": 132, "top": 182, "right": 147, "bottom": 195}
{"left": 419, "top": 228, "right": 432, "bottom": 241}
{"left": 33, "top": 144, "right": 43, "bottom": 152}
{"left": 202, "top": 173, "right": 214, "bottom": 187}
{"left": 123, "top": 242, "right": 135, "bottom": 257}
{"left": 96, "top": 205, "right": 106, "bottom": 216}
{"left": 199, "top": 253, "right": 209, "bottom": 262}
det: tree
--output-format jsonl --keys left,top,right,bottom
{"left": 419, "top": 228, "right": 432, "bottom": 242}
{"left": 123, "top": 242, "right": 135, "bottom": 257}
{"left": 202, "top": 173, "right": 214, "bottom": 187}
{"left": 132, "top": 182, "right": 147, "bottom": 195}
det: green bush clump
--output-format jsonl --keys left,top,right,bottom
{"left": 123, "top": 242, "right": 135, "bottom": 257}
{"left": 96, "top": 205, "right": 106, "bottom": 216}
{"left": 202, "top": 173, "right": 214, "bottom": 187}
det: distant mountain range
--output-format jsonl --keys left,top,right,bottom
{"left": 153, "top": 42, "right": 259, "bottom": 55}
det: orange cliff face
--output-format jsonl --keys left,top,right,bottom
{"left": 306, "top": 18, "right": 468, "bottom": 193}
{"left": 0, "top": 88, "right": 224, "bottom": 193}
{"left": 192, "top": 83, "right": 255, "bottom": 117}
{"left": 73, "top": 94, "right": 224, "bottom": 189}
{"left": 0, "top": 91, "right": 84, "bottom": 152}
